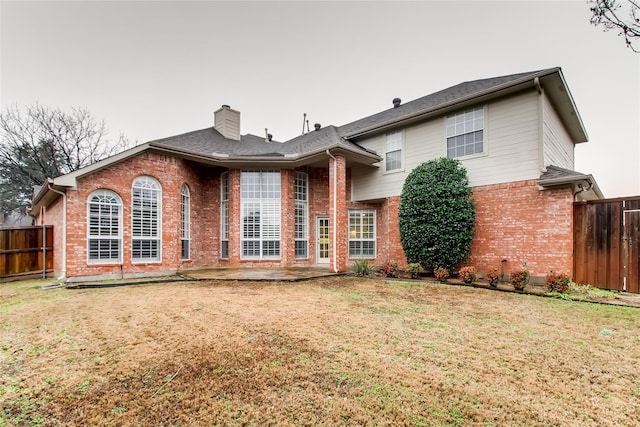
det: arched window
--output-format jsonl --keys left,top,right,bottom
{"left": 180, "top": 184, "right": 190, "bottom": 260}
{"left": 87, "top": 190, "right": 122, "bottom": 263}
{"left": 132, "top": 176, "right": 162, "bottom": 262}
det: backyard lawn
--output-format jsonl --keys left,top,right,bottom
{"left": 1, "top": 277, "right": 639, "bottom": 426}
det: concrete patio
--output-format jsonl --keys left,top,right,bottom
{"left": 180, "top": 266, "right": 341, "bottom": 281}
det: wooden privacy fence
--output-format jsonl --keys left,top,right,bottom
{"left": 0, "top": 226, "right": 53, "bottom": 279}
{"left": 573, "top": 197, "right": 640, "bottom": 293}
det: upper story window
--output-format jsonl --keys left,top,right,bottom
{"left": 446, "top": 106, "right": 484, "bottom": 158}
{"left": 180, "top": 184, "right": 190, "bottom": 260}
{"left": 385, "top": 130, "right": 403, "bottom": 172}
{"left": 132, "top": 176, "right": 162, "bottom": 262}
{"left": 87, "top": 190, "right": 122, "bottom": 263}
{"left": 240, "top": 170, "right": 281, "bottom": 259}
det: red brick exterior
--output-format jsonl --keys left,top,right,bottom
{"left": 37, "top": 150, "right": 575, "bottom": 281}
{"left": 468, "top": 180, "right": 574, "bottom": 279}
{"left": 41, "top": 197, "right": 65, "bottom": 277}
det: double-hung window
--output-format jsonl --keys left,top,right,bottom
{"left": 180, "top": 184, "right": 190, "bottom": 260}
{"left": 87, "top": 190, "right": 122, "bottom": 263}
{"left": 132, "top": 176, "right": 161, "bottom": 262}
{"left": 385, "top": 130, "right": 403, "bottom": 172}
{"left": 294, "top": 172, "right": 308, "bottom": 259}
{"left": 241, "top": 171, "right": 281, "bottom": 259}
{"left": 446, "top": 106, "right": 485, "bottom": 158}
{"left": 348, "top": 209, "right": 376, "bottom": 258}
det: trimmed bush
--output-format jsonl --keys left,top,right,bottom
{"left": 434, "top": 266, "right": 450, "bottom": 282}
{"left": 381, "top": 261, "right": 399, "bottom": 278}
{"left": 486, "top": 268, "right": 500, "bottom": 287}
{"left": 545, "top": 272, "right": 571, "bottom": 293}
{"left": 406, "top": 262, "right": 424, "bottom": 279}
{"left": 458, "top": 266, "right": 477, "bottom": 284}
{"left": 510, "top": 269, "right": 530, "bottom": 291}
{"left": 399, "top": 158, "right": 475, "bottom": 271}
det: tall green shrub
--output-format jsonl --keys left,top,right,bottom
{"left": 398, "top": 157, "right": 475, "bottom": 271}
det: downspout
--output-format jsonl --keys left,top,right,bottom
{"left": 42, "top": 222, "right": 46, "bottom": 279}
{"left": 47, "top": 183, "right": 67, "bottom": 279}
{"left": 326, "top": 150, "right": 339, "bottom": 273}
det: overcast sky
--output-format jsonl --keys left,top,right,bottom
{"left": 1, "top": 0, "right": 639, "bottom": 197}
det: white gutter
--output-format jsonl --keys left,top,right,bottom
{"left": 326, "top": 150, "right": 339, "bottom": 273}
{"left": 47, "top": 182, "right": 67, "bottom": 279}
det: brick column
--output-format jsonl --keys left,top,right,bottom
{"left": 280, "top": 169, "right": 295, "bottom": 265}
{"left": 329, "top": 154, "right": 348, "bottom": 272}
{"left": 228, "top": 169, "right": 241, "bottom": 266}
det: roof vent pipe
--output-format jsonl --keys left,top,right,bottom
{"left": 314, "top": 123, "right": 321, "bottom": 131}
{"left": 392, "top": 98, "right": 401, "bottom": 108}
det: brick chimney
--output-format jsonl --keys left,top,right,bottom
{"left": 214, "top": 105, "right": 240, "bottom": 141}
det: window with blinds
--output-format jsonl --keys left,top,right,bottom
{"left": 220, "top": 172, "right": 229, "bottom": 259}
{"left": 87, "top": 190, "right": 122, "bottom": 263}
{"left": 294, "top": 171, "right": 308, "bottom": 259}
{"left": 180, "top": 184, "right": 190, "bottom": 260}
{"left": 348, "top": 209, "right": 376, "bottom": 258}
{"left": 241, "top": 171, "right": 281, "bottom": 259}
{"left": 132, "top": 176, "right": 161, "bottom": 262}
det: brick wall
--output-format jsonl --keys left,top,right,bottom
{"left": 468, "top": 180, "right": 574, "bottom": 279}
{"left": 44, "top": 197, "right": 65, "bottom": 277}
{"left": 60, "top": 153, "right": 221, "bottom": 278}
{"left": 42, "top": 149, "right": 573, "bottom": 280}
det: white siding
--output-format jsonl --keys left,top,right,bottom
{"left": 214, "top": 107, "right": 241, "bottom": 140}
{"left": 542, "top": 92, "right": 574, "bottom": 170}
{"left": 352, "top": 90, "right": 542, "bottom": 201}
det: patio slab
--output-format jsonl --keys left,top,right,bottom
{"left": 180, "top": 266, "right": 340, "bottom": 281}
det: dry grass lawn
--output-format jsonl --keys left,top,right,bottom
{"left": 1, "top": 277, "right": 640, "bottom": 426}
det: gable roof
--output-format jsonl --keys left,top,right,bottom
{"left": 338, "top": 67, "right": 588, "bottom": 143}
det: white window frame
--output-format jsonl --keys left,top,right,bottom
{"left": 240, "top": 170, "right": 281, "bottom": 260}
{"left": 87, "top": 189, "right": 122, "bottom": 264}
{"left": 384, "top": 130, "right": 404, "bottom": 173}
{"left": 220, "top": 172, "right": 229, "bottom": 259}
{"left": 131, "top": 175, "right": 162, "bottom": 263}
{"left": 348, "top": 209, "right": 376, "bottom": 258}
{"left": 294, "top": 171, "right": 308, "bottom": 259}
{"left": 180, "top": 184, "right": 190, "bottom": 260}
{"left": 446, "top": 105, "right": 486, "bottom": 159}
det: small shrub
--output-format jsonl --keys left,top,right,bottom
{"left": 458, "top": 266, "right": 476, "bottom": 284}
{"left": 434, "top": 266, "right": 450, "bottom": 282}
{"left": 382, "top": 261, "right": 399, "bottom": 278}
{"left": 486, "top": 267, "right": 500, "bottom": 287}
{"left": 353, "top": 260, "right": 373, "bottom": 277}
{"left": 510, "top": 269, "right": 529, "bottom": 291}
{"left": 545, "top": 271, "right": 571, "bottom": 293}
{"left": 407, "top": 262, "right": 424, "bottom": 279}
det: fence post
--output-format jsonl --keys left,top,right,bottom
{"left": 42, "top": 223, "right": 47, "bottom": 279}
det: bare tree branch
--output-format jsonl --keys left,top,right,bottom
{"left": 0, "top": 104, "right": 132, "bottom": 216}
{"left": 590, "top": 0, "right": 640, "bottom": 52}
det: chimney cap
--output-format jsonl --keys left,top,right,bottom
{"left": 314, "top": 123, "right": 321, "bottom": 131}
{"left": 392, "top": 98, "right": 401, "bottom": 108}
{"left": 221, "top": 104, "right": 231, "bottom": 109}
